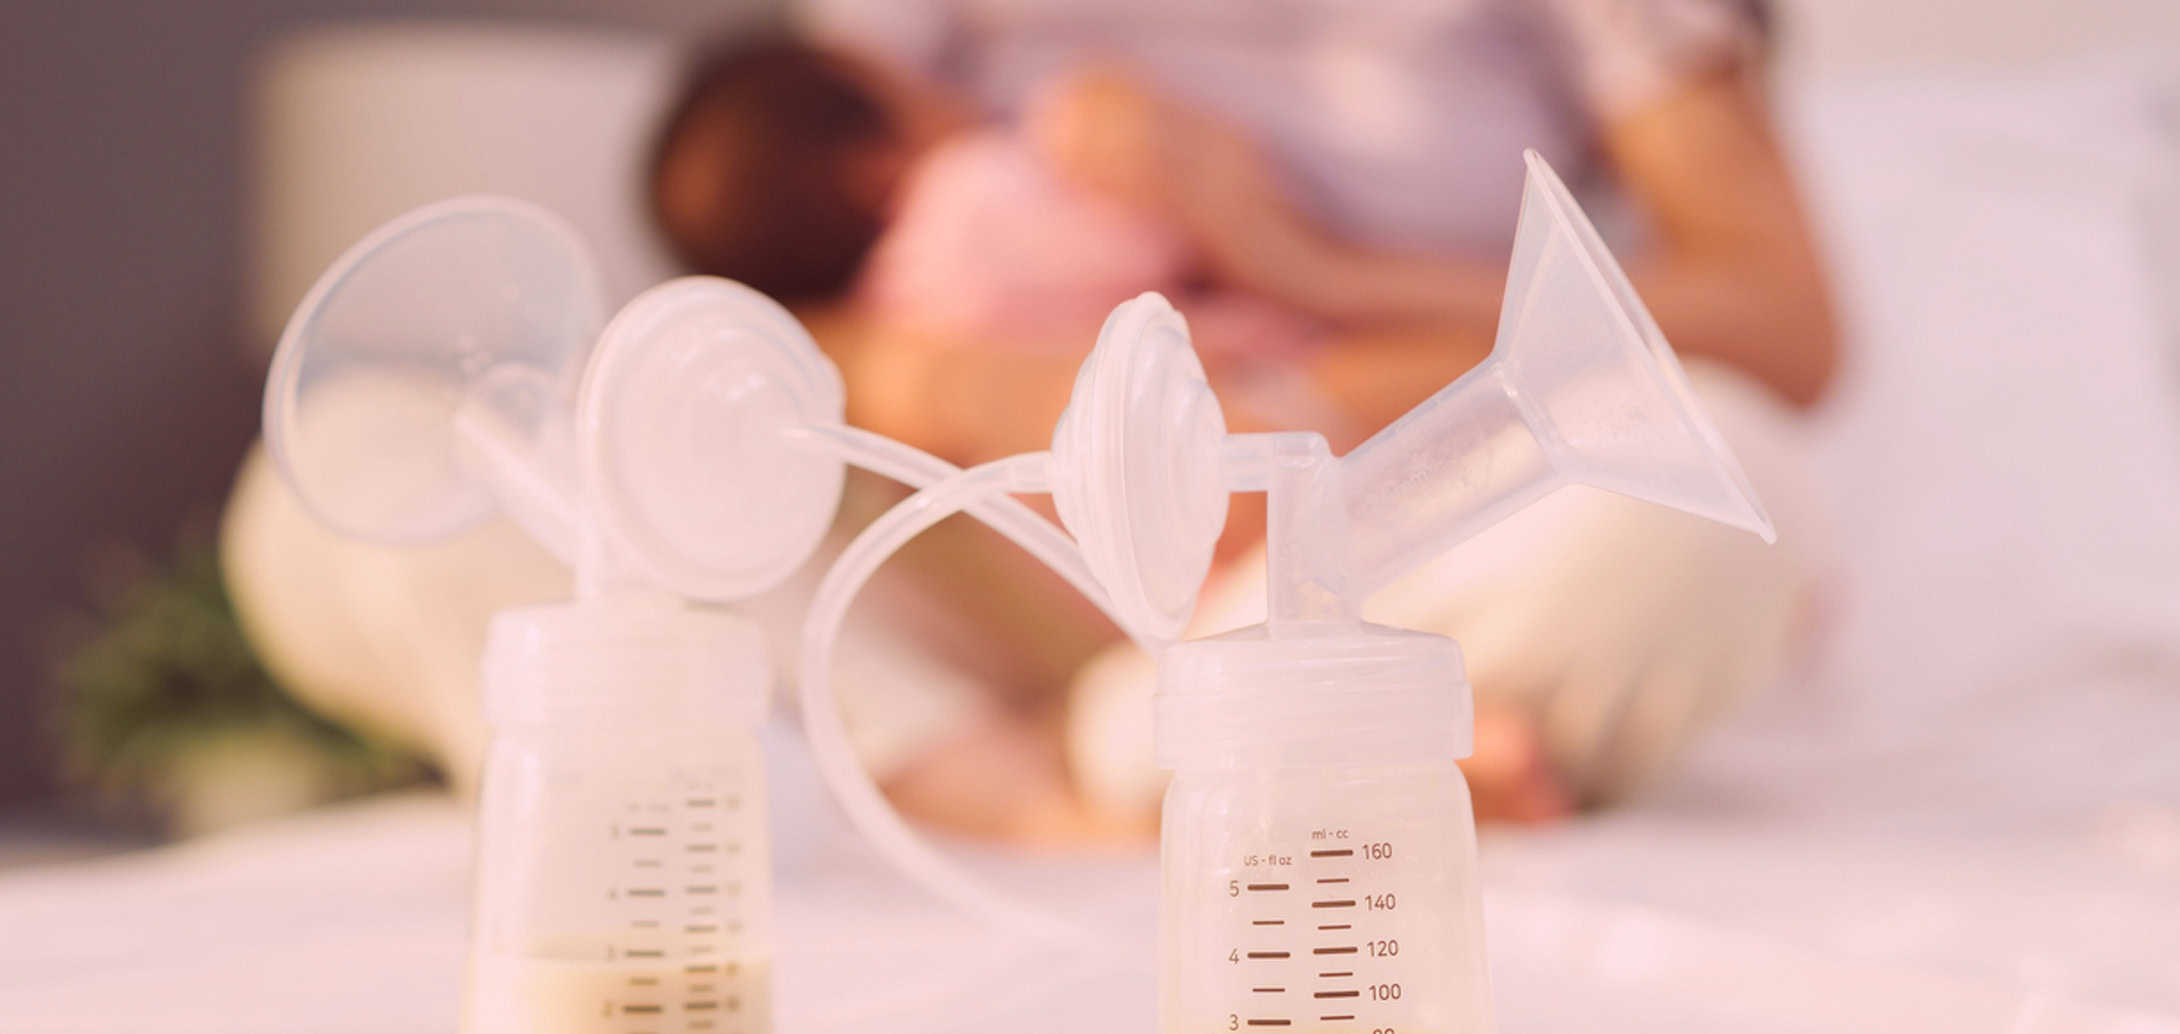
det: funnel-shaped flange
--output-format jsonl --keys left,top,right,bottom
{"left": 264, "top": 197, "right": 604, "bottom": 544}
{"left": 1501, "top": 150, "right": 1773, "bottom": 540}
{"left": 1341, "top": 151, "right": 1773, "bottom": 596}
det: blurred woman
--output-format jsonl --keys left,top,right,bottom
{"left": 643, "top": 0, "right": 1836, "bottom": 835}
{"left": 222, "top": 1, "right": 1836, "bottom": 848}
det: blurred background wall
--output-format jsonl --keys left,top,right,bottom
{"left": 1795, "top": 0, "right": 2180, "bottom": 73}
{"left": 0, "top": 0, "right": 733, "bottom": 809}
{"left": 0, "top": 0, "right": 2174, "bottom": 807}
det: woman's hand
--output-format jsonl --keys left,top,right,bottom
{"left": 1025, "top": 67, "right": 1322, "bottom": 301}
{"left": 1027, "top": 67, "right": 1516, "bottom": 340}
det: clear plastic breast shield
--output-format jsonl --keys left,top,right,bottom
{"left": 796, "top": 152, "right": 1776, "bottom": 1031}
{"left": 264, "top": 197, "right": 1099, "bottom": 1033}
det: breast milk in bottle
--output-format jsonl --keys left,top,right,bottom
{"left": 463, "top": 596, "right": 773, "bottom": 1034}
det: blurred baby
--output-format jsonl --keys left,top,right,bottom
{"left": 648, "top": 36, "right": 1313, "bottom": 360}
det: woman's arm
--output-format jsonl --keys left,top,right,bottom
{"left": 1210, "top": 70, "right": 1839, "bottom": 406}
{"left": 1599, "top": 71, "right": 1840, "bottom": 406}
{"left": 808, "top": 303, "right": 1087, "bottom": 466}
{"left": 1045, "top": 67, "right": 1839, "bottom": 408}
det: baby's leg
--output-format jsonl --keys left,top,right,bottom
{"left": 884, "top": 709, "right": 1160, "bottom": 847}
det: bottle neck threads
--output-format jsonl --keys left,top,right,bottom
{"left": 481, "top": 594, "right": 769, "bottom": 730}
{"left": 1154, "top": 623, "right": 1473, "bottom": 770}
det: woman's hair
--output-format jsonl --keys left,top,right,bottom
{"left": 1741, "top": 0, "right": 1776, "bottom": 51}
{"left": 647, "top": 36, "right": 898, "bottom": 304}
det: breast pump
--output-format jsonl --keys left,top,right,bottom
{"left": 261, "top": 197, "right": 1128, "bottom": 1034}
{"left": 797, "top": 152, "right": 1778, "bottom": 1033}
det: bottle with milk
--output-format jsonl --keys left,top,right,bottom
{"left": 462, "top": 596, "right": 774, "bottom": 1034}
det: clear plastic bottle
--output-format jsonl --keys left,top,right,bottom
{"left": 462, "top": 595, "right": 774, "bottom": 1034}
{"left": 1156, "top": 625, "right": 1492, "bottom": 1034}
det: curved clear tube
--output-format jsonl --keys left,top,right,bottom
{"left": 789, "top": 427, "right": 1129, "bottom": 640}
{"left": 798, "top": 454, "right": 1090, "bottom": 944}
{"left": 786, "top": 429, "right": 1144, "bottom": 946}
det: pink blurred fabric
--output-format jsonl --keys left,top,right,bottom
{"left": 856, "top": 130, "right": 1318, "bottom": 359}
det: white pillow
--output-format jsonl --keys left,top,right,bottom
{"left": 2141, "top": 73, "right": 2180, "bottom": 379}
{"left": 1726, "top": 67, "right": 2180, "bottom": 784}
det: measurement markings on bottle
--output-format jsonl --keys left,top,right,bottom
{"left": 1220, "top": 832, "right": 1412, "bottom": 1031}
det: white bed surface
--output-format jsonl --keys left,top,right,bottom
{"left": 2, "top": 776, "right": 2173, "bottom": 1034}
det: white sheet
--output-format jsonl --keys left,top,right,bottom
{"left": 7, "top": 66, "right": 2180, "bottom": 1034}
{"left": 2, "top": 748, "right": 2172, "bottom": 1034}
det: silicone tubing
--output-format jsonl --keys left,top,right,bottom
{"left": 793, "top": 427, "right": 1125, "bottom": 625}
{"left": 790, "top": 428, "right": 1143, "bottom": 947}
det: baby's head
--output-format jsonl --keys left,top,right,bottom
{"left": 649, "top": 36, "right": 955, "bottom": 304}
